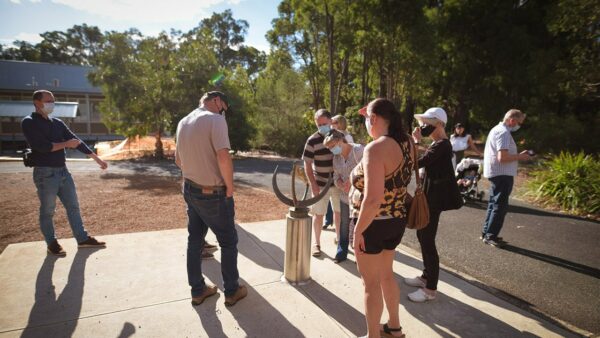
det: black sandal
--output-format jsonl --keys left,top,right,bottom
{"left": 380, "top": 323, "right": 405, "bottom": 338}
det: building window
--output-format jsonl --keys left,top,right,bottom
{"left": 90, "top": 100, "right": 102, "bottom": 122}
{"left": 75, "top": 99, "right": 89, "bottom": 122}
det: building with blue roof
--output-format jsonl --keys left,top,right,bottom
{"left": 0, "top": 60, "right": 121, "bottom": 153}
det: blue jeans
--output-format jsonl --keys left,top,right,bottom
{"left": 325, "top": 202, "right": 333, "bottom": 225}
{"left": 482, "top": 175, "right": 514, "bottom": 239}
{"left": 33, "top": 167, "right": 89, "bottom": 245}
{"left": 335, "top": 201, "right": 350, "bottom": 261}
{"left": 183, "top": 182, "right": 239, "bottom": 297}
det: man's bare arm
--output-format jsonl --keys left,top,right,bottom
{"left": 217, "top": 148, "right": 234, "bottom": 197}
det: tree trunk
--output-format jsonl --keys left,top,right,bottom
{"left": 334, "top": 52, "right": 349, "bottom": 116}
{"left": 378, "top": 59, "right": 386, "bottom": 98}
{"left": 325, "top": 2, "right": 336, "bottom": 114}
{"left": 361, "top": 48, "right": 369, "bottom": 105}
{"left": 404, "top": 95, "right": 416, "bottom": 132}
{"left": 154, "top": 122, "right": 164, "bottom": 159}
{"left": 455, "top": 97, "right": 468, "bottom": 125}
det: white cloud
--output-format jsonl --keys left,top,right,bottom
{"left": 9, "top": 0, "right": 41, "bottom": 3}
{"left": 51, "top": 0, "right": 232, "bottom": 24}
{"left": 2, "top": 32, "right": 43, "bottom": 44}
{"left": 15, "top": 32, "right": 43, "bottom": 43}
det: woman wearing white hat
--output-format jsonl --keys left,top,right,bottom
{"left": 404, "top": 107, "right": 462, "bottom": 303}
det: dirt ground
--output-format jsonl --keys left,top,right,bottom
{"left": 0, "top": 172, "right": 288, "bottom": 253}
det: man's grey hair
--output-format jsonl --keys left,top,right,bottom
{"left": 314, "top": 108, "right": 332, "bottom": 120}
{"left": 503, "top": 109, "right": 526, "bottom": 123}
{"left": 32, "top": 90, "right": 53, "bottom": 102}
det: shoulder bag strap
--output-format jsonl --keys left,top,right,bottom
{"left": 409, "top": 136, "right": 422, "bottom": 189}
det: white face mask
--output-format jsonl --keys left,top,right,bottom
{"left": 509, "top": 124, "right": 520, "bottom": 132}
{"left": 42, "top": 102, "right": 55, "bottom": 115}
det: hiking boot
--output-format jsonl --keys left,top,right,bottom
{"left": 483, "top": 237, "right": 505, "bottom": 247}
{"left": 78, "top": 236, "right": 106, "bottom": 248}
{"left": 225, "top": 285, "right": 247, "bottom": 307}
{"left": 191, "top": 284, "right": 218, "bottom": 306}
{"left": 203, "top": 242, "right": 218, "bottom": 253}
{"left": 201, "top": 250, "right": 215, "bottom": 259}
{"left": 47, "top": 240, "right": 66, "bottom": 257}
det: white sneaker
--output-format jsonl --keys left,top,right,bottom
{"left": 404, "top": 276, "right": 426, "bottom": 288}
{"left": 408, "top": 288, "right": 436, "bottom": 303}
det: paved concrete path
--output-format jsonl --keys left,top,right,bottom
{"left": 0, "top": 220, "right": 578, "bottom": 338}
{"left": 1, "top": 157, "right": 597, "bottom": 335}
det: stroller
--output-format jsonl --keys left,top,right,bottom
{"left": 455, "top": 158, "right": 484, "bottom": 202}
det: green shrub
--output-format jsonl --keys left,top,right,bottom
{"left": 527, "top": 152, "right": 600, "bottom": 216}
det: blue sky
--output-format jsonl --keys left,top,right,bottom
{"left": 0, "top": 0, "right": 281, "bottom": 52}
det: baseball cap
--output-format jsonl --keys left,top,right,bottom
{"left": 414, "top": 107, "right": 447, "bottom": 125}
{"left": 358, "top": 105, "right": 368, "bottom": 117}
{"left": 205, "top": 91, "right": 229, "bottom": 105}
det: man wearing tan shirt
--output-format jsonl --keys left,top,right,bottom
{"left": 175, "top": 91, "right": 246, "bottom": 307}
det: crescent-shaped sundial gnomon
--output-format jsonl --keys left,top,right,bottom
{"left": 272, "top": 162, "right": 332, "bottom": 209}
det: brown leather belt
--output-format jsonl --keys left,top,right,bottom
{"left": 184, "top": 179, "right": 226, "bottom": 194}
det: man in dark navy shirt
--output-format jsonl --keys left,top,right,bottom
{"left": 21, "top": 90, "right": 108, "bottom": 256}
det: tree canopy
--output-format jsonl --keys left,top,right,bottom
{"left": 3, "top": 1, "right": 598, "bottom": 156}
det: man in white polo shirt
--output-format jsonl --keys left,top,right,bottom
{"left": 481, "top": 109, "right": 531, "bottom": 247}
{"left": 175, "top": 91, "right": 247, "bottom": 307}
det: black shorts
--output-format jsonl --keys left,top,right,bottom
{"left": 362, "top": 217, "right": 407, "bottom": 254}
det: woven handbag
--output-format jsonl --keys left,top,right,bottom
{"left": 406, "top": 139, "right": 430, "bottom": 230}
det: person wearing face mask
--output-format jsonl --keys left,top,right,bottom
{"left": 351, "top": 99, "right": 413, "bottom": 338}
{"left": 323, "top": 129, "right": 364, "bottom": 263}
{"left": 21, "top": 90, "right": 108, "bottom": 257}
{"left": 175, "top": 90, "right": 247, "bottom": 307}
{"left": 480, "top": 109, "right": 531, "bottom": 247}
{"left": 450, "top": 123, "right": 482, "bottom": 169}
{"left": 302, "top": 109, "right": 341, "bottom": 257}
{"left": 404, "top": 107, "right": 463, "bottom": 303}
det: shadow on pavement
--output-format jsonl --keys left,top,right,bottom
{"left": 116, "top": 322, "right": 136, "bottom": 338}
{"left": 238, "top": 226, "right": 284, "bottom": 271}
{"left": 394, "top": 250, "right": 579, "bottom": 337}
{"left": 192, "top": 293, "right": 227, "bottom": 338}
{"left": 200, "top": 268, "right": 305, "bottom": 337}
{"left": 393, "top": 251, "right": 543, "bottom": 338}
{"left": 501, "top": 244, "right": 600, "bottom": 279}
{"left": 299, "top": 281, "right": 366, "bottom": 336}
{"left": 21, "top": 248, "right": 104, "bottom": 337}
{"left": 465, "top": 200, "right": 599, "bottom": 224}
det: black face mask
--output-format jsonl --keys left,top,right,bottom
{"left": 420, "top": 124, "right": 436, "bottom": 137}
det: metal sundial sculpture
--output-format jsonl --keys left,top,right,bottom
{"left": 272, "top": 161, "right": 332, "bottom": 284}
{"left": 272, "top": 161, "right": 332, "bottom": 216}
